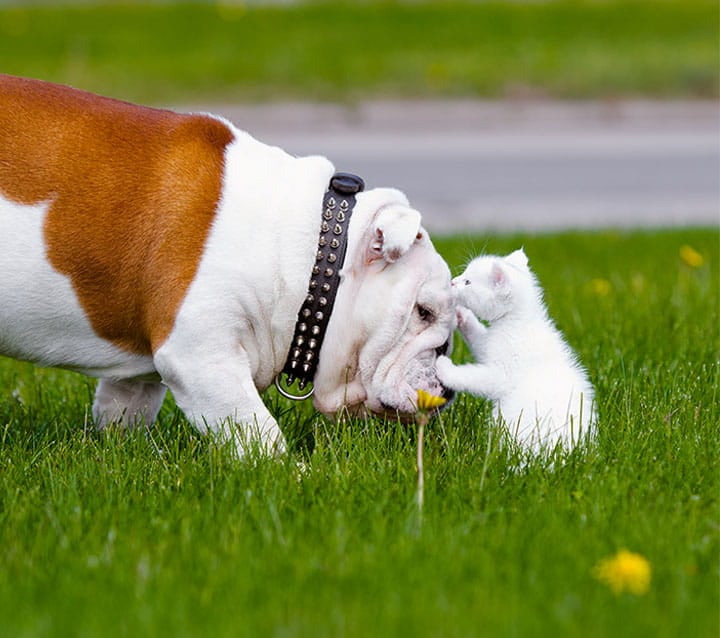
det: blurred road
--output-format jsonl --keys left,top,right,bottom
{"left": 187, "top": 100, "right": 719, "bottom": 234}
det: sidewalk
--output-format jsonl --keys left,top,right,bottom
{"left": 179, "top": 100, "right": 720, "bottom": 233}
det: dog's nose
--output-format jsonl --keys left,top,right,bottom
{"left": 435, "top": 340, "right": 450, "bottom": 357}
{"left": 441, "top": 386, "right": 456, "bottom": 402}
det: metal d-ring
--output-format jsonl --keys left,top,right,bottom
{"left": 274, "top": 374, "right": 315, "bottom": 401}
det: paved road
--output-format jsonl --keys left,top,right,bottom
{"left": 188, "top": 100, "right": 719, "bottom": 234}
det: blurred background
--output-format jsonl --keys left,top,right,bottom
{"left": 1, "top": 0, "right": 717, "bottom": 233}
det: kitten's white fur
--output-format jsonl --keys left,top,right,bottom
{"left": 437, "top": 248, "right": 596, "bottom": 454}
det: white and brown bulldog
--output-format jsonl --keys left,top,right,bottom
{"left": 0, "top": 74, "right": 456, "bottom": 455}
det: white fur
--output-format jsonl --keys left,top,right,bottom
{"left": 437, "top": 249, "right": 596, "bottom": 454}
{"left": 153, "top": 129, "right": 334, "bottom": 453}
{"left": 1, "top": 119, "right": 456, "bottom": 456}
{"left": 0, "top": 196, "right": 154, "bottom": 378}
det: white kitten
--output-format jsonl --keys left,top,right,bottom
{"left": 437, "top": 248, "right": 596, "bottom": 454}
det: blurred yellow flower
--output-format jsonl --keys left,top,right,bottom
{"left": 680, "top": 245, "right": 704, "bottom": 268}
{"left": 631, "top": 272, "right": 646, "bottom": 294}
{"left": 589, "top": 278, "right": 612, "bottom": 297}
{"left": 593, "top": 549, "right": 651, "bottom": 595}
{"left": 416, "top": 389, "right": 447, "bottom": 411}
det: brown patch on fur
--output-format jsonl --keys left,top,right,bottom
{"left": 0, "top": 74, "right": 234, "bottom": 354}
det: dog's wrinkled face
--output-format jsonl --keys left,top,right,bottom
{"left": 312, "top": 191, "right": 456, "bottom": 420}
{"left": 358, "top": 245, "right": 456, "bottom": 417}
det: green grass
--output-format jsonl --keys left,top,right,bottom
{"left": 0, "top": 228, "right": 717, "bottom": 637}
{"left": 0, "top": 0, "right": 717, "bottom": 104}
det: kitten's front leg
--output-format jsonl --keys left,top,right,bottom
{"left": 436, "top": 356, "right": 498, "bottom": 398}
{"left": 457, "top": 306, "right": 487, "bottom": 361}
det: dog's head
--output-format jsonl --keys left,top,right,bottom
{"left": 312, "top": 188, "right": 456, "bottom": 419}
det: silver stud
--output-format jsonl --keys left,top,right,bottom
{"left": 315, "top": 311, "right": 324, "bottom": 321}
{"left": 299, "top": 323, "right": 307, "bottom": 332}
{"left": 333, "top": 224, "right": 342, "bottom": 235}
{"left": 292, "top": 348, "right": 301, "bottom": 359}
{"left": 327, "top": 253, "right": 337, "bottom": 263}
{"left": 302, "top": 363, "right": 311, "bottom": 373}
{"left": 336, "top": 211, "right": 345, "bottom": 222}
{"left": 321, "top": 222, "right": 329, "bottom": 233}
{"left": 327, "top": 197, "right": 336, "bottom": 209}
{"left": 321, "top": 283, "right": 330, "bottom": 292}
{"left": 312, "top": 265, "right": 320, "bottom": 275}
{"left": 290, "top": 360, "right": 298, "bottom": 370}
{"left": 309, "top": 338, "right": 318, "bottom": 349}
{"left": 296, "top": 336, "right": 305, "bottom": 346}
{"left": 319, "top": 297, "right": 327, "bottom": 306}
{"left": 310, "top": 280, "right": 317, "bottom": 289}
{"left": 305, "top": 351, "right": 314, "bottom": 362}
{"left": 325, "top": 268, "right": 334, "bottom": 277}
{"left": 302, "top": 308, "right": 311, "bottom": 318}
{"left": 306, "top": 294, "right": 314, "bottom": 304}
{"left": 316, "top": 251, "right": 324, "bottom": 261}
{"left": 323, "top": 209, "right": 333, "bottom": 220}
{"left": 330, "top": 238, "right": 339, "bottom": 249}
{"left": 319, "top": 236, "right": 327, "bottom": 247}
{"left": 312, "top": 325, "right": 321, "bottom": 335}
{"left": 340, "top": 199, "right": 349, "bottom": 210}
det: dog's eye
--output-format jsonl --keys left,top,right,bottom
{"left": 417, "top": 305, "right": 434, "bottom": 322}
{"left": 464, "top": 279, "right": 471, "bottom": 286}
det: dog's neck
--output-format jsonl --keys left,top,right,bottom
{"left": 275, "top": 173, "right": 365, "bottom": 400}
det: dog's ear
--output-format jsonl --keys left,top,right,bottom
{"left": 365, "top": 205, "right": 424, "bottom": 264}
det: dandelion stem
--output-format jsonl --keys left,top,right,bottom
{"left": 416, "top": 419, "right": 425, "bottom": 526}
{"left": 478, "top": 419, "right": 492, "bottom": 496}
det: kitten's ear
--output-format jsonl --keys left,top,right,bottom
{"left": 505, "top": 248, "right": 529, "bottom": 270}
{"left": 490, "top": 261, "right": 510, "bottom": 291}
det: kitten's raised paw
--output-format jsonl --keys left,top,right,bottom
{"left": 436, "top": 355, "right": 458, "bottom": 387}
{"left": 457, "top": 306, "right": 475, "bottom": 328}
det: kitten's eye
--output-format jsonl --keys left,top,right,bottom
{"left": 464, "top": 279, "right": 471, "bottom": 286}
{"left": 417, "top": 305, "right": 435, "bottom": 322}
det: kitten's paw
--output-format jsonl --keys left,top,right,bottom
{"left": 456, "top": 306, "right": 475, "bottom": 328}
{"left": 436, "top": 355, "right": 458, "bottom": 388}
{"left": 456, "top": 307, "right": 487, "bottom": 342}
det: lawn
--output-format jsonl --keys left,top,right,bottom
{"left": 0, "top": 0, "right": 717, "bottom": 103}
{"left": 0, "top": 228, "right": 717, "bottom": 637}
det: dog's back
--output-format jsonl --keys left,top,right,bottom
{"left": 0, "top": 75, "right": 235, "bottom": 362}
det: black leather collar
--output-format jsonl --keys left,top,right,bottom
{"left": 275, "top": 172, "right": 365, "bottom": 400}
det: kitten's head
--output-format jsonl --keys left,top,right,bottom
{"left": 453, "top": 248, "right": 537, "bottom": 322}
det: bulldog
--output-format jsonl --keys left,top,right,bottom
{"left": 0, "top": 74, "right": 456, "bottom": 455}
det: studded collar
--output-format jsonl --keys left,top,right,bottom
{"left": 275, "top": 172, "right": 365, "bottom": 400}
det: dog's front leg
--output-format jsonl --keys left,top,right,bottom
{"left": 153, "top": 345, "right": 286, "bottom": 458}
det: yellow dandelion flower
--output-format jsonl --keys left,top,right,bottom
{"left": 416, "top": 389, "right": 447, "bottom": 411}
{"left": 680, "top": 245, "right": 704, "bottom": 268}
{"left": 589, "top": 278, "right": 612, "bottom": 297}
{"left": 593, "top": 549, "right": 651, "bottom": 595}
